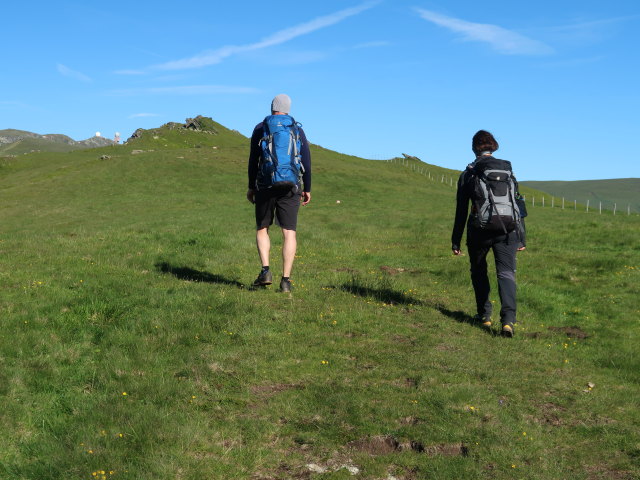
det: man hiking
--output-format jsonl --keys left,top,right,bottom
{"left": 247, "top": 94, "right": 311, "bottom": 293}
{"left": 451, "top": 130, "right": 525, "bottom": 337}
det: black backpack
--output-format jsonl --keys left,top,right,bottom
{"left": 468, "top": 158, "right": 521, "bottom": 234}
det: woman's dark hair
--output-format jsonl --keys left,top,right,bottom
{"left": 472, "top": 130, "right": 499, "bottom": 155}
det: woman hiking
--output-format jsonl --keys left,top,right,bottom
{"left": 451, "top": 130, "right": 525, "bottom": 337}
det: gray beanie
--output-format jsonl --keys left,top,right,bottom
{"left": 271, "top": 94, "right": 291, "bottom": 114}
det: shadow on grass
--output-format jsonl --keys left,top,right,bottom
{"left": 338, "top": 281, "right": 423, "bottom": 306}
{"left": 335, "top": 278, "right": 496, "bottom": 335}
{"left": 435, "top": 306, "right": 496, "bottom": 336}
{"left": 156, "top": 262, "right": 245, "bottom": 288}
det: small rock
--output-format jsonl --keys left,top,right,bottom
{"left": 99, "top": 155, "right": 111, "bottom": 160}
{"left": 131, "top": 150, "right": 144, "bottom": 155}
{"left": 339, "top": 464, "right": 360, "bottom": 475}
{"left": 306, "top": 464, "right": 327, "bottom": 474}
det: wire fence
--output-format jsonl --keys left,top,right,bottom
{"left": 385, "top": 155, "right": 458, "bottom": 188}
{"left": 385, "top": 155, "right": 638, "bottom": 216}
{"left": 527, "top": 195, "right": 637, "bottom": 215}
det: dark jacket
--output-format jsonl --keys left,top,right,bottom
{"left": 451, "top": 155, "right": 523, "bottom": 251}
{"left": 247, "top": 119, "right": 312, "bottom": 192}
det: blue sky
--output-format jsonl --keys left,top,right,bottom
{"left": 2, "top": 0, "right": 639, "bottom": 180}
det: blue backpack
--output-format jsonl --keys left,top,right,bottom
{"left": 257, "top": 114, "right": 304, "bottom": 190}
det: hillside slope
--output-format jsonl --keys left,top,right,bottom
{"left": 0, "top": 117, "right": 638, "bottom": 479}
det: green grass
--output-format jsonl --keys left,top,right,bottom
{"left": 0, "top": 120, "right": 639, "bottom": 479}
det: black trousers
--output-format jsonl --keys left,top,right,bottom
{"left": 467, "top": 229, "right": 518, "bottom": 325}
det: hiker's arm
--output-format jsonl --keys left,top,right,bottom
{"left": 513, "top": 176, "right": 527, "bottom": 250}
{"left": 517, "top": 217, "right": 526, "bottom": 251}
{"left": 299, "top": 128, "right": 311, "bottom": 193}
{"left": 247, "top": 125, "right": 261, "bottom": 191}
{"left": 451, "top": 172, "right": 469, "bottom": 252}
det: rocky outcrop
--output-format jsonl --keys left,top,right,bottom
{"left": 184, "top": 116, "right": 218, "bottom": 134}
{"left": 127, "top": 116, "right": 219, "bottom": 143}
{"left": 79, "top": 136, "right": 115, "bottom": 148}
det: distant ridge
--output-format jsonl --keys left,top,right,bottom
{"left": 522, "top": 178, "right": 640, "bottom": 213}
{"left": 0, "top": 128, "right": 114, "bottom": 156}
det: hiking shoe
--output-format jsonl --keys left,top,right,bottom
{"left": 473, "top": 314, "right": 492, "bottom": 329}
{"left": 501, "top": 323, "right": 515, "bottom": 338}
{"left": 252, "top": 269, "right": 272, "bottom": 287}
{"left": 279, "top": 277, "right": 292, "bottom": 293}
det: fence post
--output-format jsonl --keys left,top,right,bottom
{"left": 614, "top": 203, "right": 617, "bottom": 215}
{"left": 542, "top": 197, "right": 545, "bottom": 207}
{"left": 587, "top": 200, "right": 590, "bottom": 213}
{"left": 629, "top": 204, "right": 631, "bottom": 216}
{"left": 552, "top": 197, "right": 554, "bottom": 208}
{"left": 599, "top": 201, "right": 602, "bottom": 214}
{"left": 562, "top": 197, "right": 565, "bottom": 209}
{"left": 532, "top": 196, "right": 535, "bottom": 207}
{"left": 574, "top": 199, "right": 576, "bottom": 211}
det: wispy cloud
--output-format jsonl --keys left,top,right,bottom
{"left": 57, "top": 63, "right": 92, "bottom": 82}
{"left": 415, "top": 8, "right": 553, "bottom": 55}
{"left": 110, "top": 85, "right": 259, "bottom": 96}
{"left": 549, "top": 15, "right": 640, "bottom": 33}
{"left": 249, "top": 49, "right": 329, "bottom": 66}
{"left": 543, "top": 15, "right": 640, "bottom": 46}
{"left": 128, "top": 113, "right": 161, "bottom": 119}
{"left": 153, "top": 1, "right": 380, "bottom": 71}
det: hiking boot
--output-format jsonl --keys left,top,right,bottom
{"left": 252, "top": 269, "right": 272, "bottom": 287}
{"left": 473, "top": 314, "right": 492, "bottom": 329}
{"left": 501, "top": 323, "right": 515, "bottom": 338}
{"left": 279, "top": 277, "right": 292, "bottom": 293}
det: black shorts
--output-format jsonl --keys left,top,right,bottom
{"left": 255, "top": 187, "right": 301, "bottom": 231}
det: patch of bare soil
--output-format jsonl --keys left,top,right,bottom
{"left": 397, "top": 416, "right": 423, "bottom": 426}
{"left": 250, "top": 383, "right": 304, "bottom": 397}
{"left": 348, "top": 435, "right": 468, "bottom": 457}
{"left": 252, "top": 463, "right": 311, "bottom": 480}
{"left": 380, "top": 266, "right": 407, "bottom": 275}
{"left": 334, "top": 267, "right": 358, "bottom": 273}
{"left": 248, "top": 383, "right": 305, "bottom": 409}
{"left": 548, "top": 326, "right": 590, "bottom": 339}
{"left": 585, "top": 464, "right": 636, "bottom": 480}
{"left": 530, "top": 402, "right": 567, "bottom": 427}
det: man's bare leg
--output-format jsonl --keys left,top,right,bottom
{"left": 282, "top": 228, "right": 297, "bottom": 278}
{"left": 256, "top": 227, "right": 271, "bottom": 269}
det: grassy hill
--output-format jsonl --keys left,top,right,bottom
{"left": 0, "top": 118, "right": 638, "bottom": 479}
{"left": 522, "top": 178, "right": 640, "bottom": 214}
